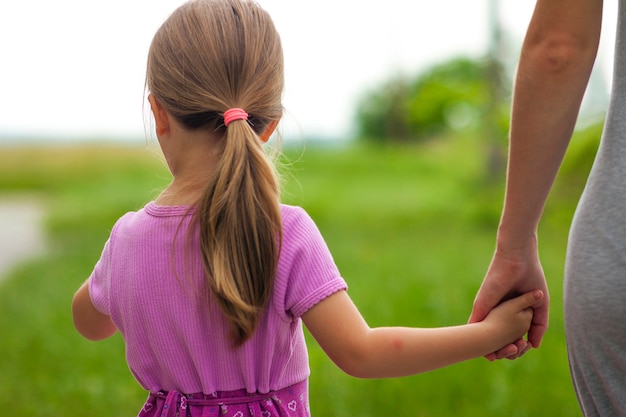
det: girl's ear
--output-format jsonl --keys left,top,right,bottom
{"left": 148, "top": 94, "right": 171, "bottom": 137}
{"left": 260, "top": 119, "right": 280, "bottom": 142}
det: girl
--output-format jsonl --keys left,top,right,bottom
{"left": 72, "top": 1, "right": 543, "bottom": 416}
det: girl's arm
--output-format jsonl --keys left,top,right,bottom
{"left": 302, "top": 289, "right": 542, "bottom": 378}
{"left": 72, "top": 280, "right": 118, "bottom": 341}
{"left": 469, "top": 0, "right": 603, "bottom": 354}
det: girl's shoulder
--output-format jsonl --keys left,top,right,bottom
{"left": 278, "top": 204, "right": 330, "bottom": 252}
{"left": 280, "top": 204, "right": 318, "bottom": 230}
{"left": 279, "top": 203, "right": 305, "bottom": 219}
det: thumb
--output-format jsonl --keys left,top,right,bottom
{"left": 468, "top": 300, "right": 489, "bottom": 324}
{"left": 469, "top": 290, "right": 499, "bottom": 324}
{"left": 511, "top": 290, "right": 544, "bottom": 311}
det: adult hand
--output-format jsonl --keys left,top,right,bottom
{"left": 469, "top": 243, "right": 550, "bottom": 360}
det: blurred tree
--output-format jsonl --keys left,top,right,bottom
{"left": 354, "top": 76, "right": 413, "bottom": 142}
{"left": 355, "top": 56, "right": 509, "bottom": 144}
{"left": 406, "top": 57, "right": 492, "bottom": 137}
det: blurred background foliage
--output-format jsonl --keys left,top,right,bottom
{"left": 355, "top": 56, "right": 510, "bottom": 144}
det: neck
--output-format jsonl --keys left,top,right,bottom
{"left": 156, "top": 177, "right": 208, "bottom": 206}
{"left": 156, "top": 126, "right": 220, "bottom": 206}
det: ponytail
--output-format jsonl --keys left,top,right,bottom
{"left": 193, "top": 117, "right": 282, "bottom": 346}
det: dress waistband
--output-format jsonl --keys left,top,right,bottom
{"left": 147, "top": 379, "right": 307, "bottom": 416}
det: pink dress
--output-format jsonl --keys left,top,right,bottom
{"left": 89, "top": 203, "right": 347, "bottom": 416}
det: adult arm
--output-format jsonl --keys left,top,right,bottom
{"left": 469, "top": 0, "right": 603, "bottom": 358}
{"left": 72, "top": 280, "right": 118, "bottom": 341}
{"left": 303, "top": 289, "right": 542, "bottom": 378}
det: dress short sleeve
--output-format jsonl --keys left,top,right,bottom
{"left": 274, "top": 206, "right": 347, "bottom": 319}
{"left": 88, "top": 237, "right": 113, "bottom": 316}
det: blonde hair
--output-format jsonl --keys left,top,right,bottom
{"left": 146, "top": 0, "right": 284, "bottom": 346}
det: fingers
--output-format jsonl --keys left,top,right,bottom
{"left": 487, "top": 339, "right": 534, "bottom": 362}
{"left": 504, "top": 339, "right": 532, "bottom": 360}
{"left": 511, "top": 289, "right": 544, "bottom": 311}
{"left": 513, "top": 290, "right": 547, "bottom": 348}
{"left": 485, "top": 343, "right": 518, "bottom": 361}
{"left": 518, "top": 340, "right": 533, "bottom": 357}
{"left": 528, "top": 308, "right": 549, "bottom": 348}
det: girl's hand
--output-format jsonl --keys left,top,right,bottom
{"left": 481, "top": 290, "right": 544, "bottom": 353}
{"left": 470, "top": 243, "right": 550, "bottom": 360}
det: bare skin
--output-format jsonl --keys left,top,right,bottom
{"left": 469, "top": 0, "right": 603, "bottom": 360}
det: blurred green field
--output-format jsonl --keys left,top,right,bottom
{"left": 0, "top": 134, "right": 588, "bottom": 416}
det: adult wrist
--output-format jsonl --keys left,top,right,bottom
{"left": 494, "top": 225, "right": 538, "bottom": 257}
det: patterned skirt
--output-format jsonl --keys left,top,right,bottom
{"left": 138, "top": 379, "right": 310, "bottom": 417}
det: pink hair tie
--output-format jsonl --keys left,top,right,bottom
{"left": 223, "top": 108, "right": 249, "bottom": 127}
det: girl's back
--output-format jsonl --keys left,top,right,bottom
{"left": 90, "top": 203, "right": 346, "bottom": 395}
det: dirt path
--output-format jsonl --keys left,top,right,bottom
{"left": 0, "top": 196, "right": 46, "bottom": 281}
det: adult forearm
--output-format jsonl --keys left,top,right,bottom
{"left": 497, "top": 1, "right": 602, "bottom": 248}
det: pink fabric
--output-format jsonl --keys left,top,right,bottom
{"left": 89, "top": 203, "right": 346, "bottom": 396}
{"left": 138, "top": 379, "right": 309, "bottom": 417}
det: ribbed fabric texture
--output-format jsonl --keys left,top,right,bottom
{"left": 89, "top": 203, "right": 347, "bottom": 395}
{"left": 564, "top": 1, "right": 626, "bottom": 415}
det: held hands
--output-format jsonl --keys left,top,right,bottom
{"left": 480, "top": 290, "right": 544, "bottom": 357}
{"left": 469, "top": 244, "right": 550, "bottom": 360}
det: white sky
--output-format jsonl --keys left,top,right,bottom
{"left": 0, "top": 0, "right": 617, "bottom": 142}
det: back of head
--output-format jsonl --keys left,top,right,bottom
{"left": 147, "top": 0, "right": 284, "bottom": 128}
{"left": 146, "top": 0, "right": 284, "bottom": 346}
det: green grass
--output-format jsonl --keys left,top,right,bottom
{"left": 0, "top": 136, "right": 584, "bottom": 416}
